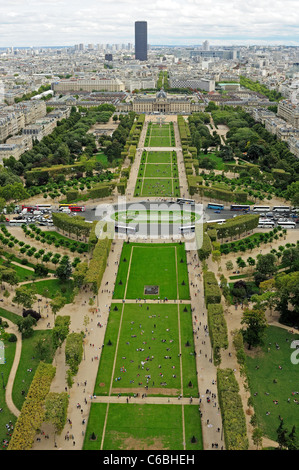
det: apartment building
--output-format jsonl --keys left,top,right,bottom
{"left": 277, "top": 100, "right": 299, "bottom": 128}
{"left": 0, "top": 100, "right": 47, "bottom": 143}
{"left": 52, "top": 78, "right": 125, "bottom": 92}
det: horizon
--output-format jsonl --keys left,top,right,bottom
{"left": 0, "top": 0, "right": 298, "bottom": 48}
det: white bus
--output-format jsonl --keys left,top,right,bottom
{"left": 179, "top": 225, "right": 195, "bottom": 233}
{"left": 253, "top": 205, "right": 270, "bottom": 212}
{"left": 258, "top": 220, "right": 275, "bottom": 228}
{"left": 277, "top": 221, "right": 296, "bottom": 229}
{"left": 177, "top": 198, "right": 195, "bottom": 205}
{"left": 115, "top": 225, "right": 137, "bottom": 235}
{"left": 9, "top": 219, "right": 27, "bottom": 226}
{"left": 207, "top": 219, "right": 226, "bottom": 225}
{"left": 272, "top": 206, "right": 290, "bottom": 212}
{"left": 35, "top": 204, "right": 52, "bottom": 210}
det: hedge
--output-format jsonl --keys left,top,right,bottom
{"left": 203, "top": 271, "right": 222, "bottom": 305}
{"left": 197, "top": 232, "right": 213, "bottom": 261}
{"left": 207, "top": 303, "right": 228, "bottom": 365}
{"left": 52, "top": 212, "right": 92, "bottom": 239}
{"left": 214, "top": 214, "right": 259, "bottom": 240}
{"left": 65, "top": 331, "right": 84, "bottom": 375}
{"left": 217, "top": 368, "right": 248, "bottom": 450}
{"left": 87, "top": 183, "right": 112, "bottom": 199}
{"left": 8, "top": 363, "right": 56, "bottom": 450}
{"left": 84, "top": 236, "right": 112, "bottom": 292}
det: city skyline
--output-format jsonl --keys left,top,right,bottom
{"left": 0, "top": 0, "right": 298, "bottom": 48}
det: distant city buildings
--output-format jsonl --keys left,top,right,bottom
{"left": 135, "top": 21, "right": 148, "bottom": 61}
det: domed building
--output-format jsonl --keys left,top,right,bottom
{"left": 131, "top": 87, "right": 199, "bottom": 114}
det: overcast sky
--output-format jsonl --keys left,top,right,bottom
{"left": 1, "top": 0, "right": 299, "bottom": 47}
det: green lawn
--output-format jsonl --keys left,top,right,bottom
{"left": 135, "top": 178, "right": 180, "bottom": 197}
{"left": 135, "top": 150, "right": 180, "bottom": 197}
{"left": 245, "top": 326, "right": 299, "bottom": 441}
{"left": 146, "top": 151, "right": 173, "bottom": 164}
{"left": 12, "top": 329, "right": 54, "bottom": 411}
{"left": 144, "top": 164, "right": 173, "bottom": 178}
{"left": 198, "top": 152, "right": 234, "bottom": 170}
{"left": 94, "top": 304, "right": 195, "bottom": 398}
{"left": 113, "top": 243, "right": 190, "bottom": 300}
{"left": 145, "top": 123, "right": 175, "bottom": 147}
{"left": 0, "top": 329, "right": 17, "bottom": 449}
{"left": 94, "top": 152, "right": 109, "bottom": 168}
{"left": 83, "top": 403, "right": 203, "bottom": 450}
{"left": 23, "top": 278, "right": 75, "bottom": 303}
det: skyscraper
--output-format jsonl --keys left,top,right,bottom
{"left": 135, "top": 21, "right": 147, "bottom": 61}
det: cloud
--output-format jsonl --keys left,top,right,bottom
{"left": 0, "top": 0, "right": 298, "bottom": 46}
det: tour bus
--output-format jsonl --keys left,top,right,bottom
{"left": 115, "top": 225, "right": 137, "bottom": 235}
{"left": 207, "top": 203, "right": 224, "bottom": 210}
{"left": 257, "top": 220, "right": 275, "bottom": 228}
{"left": 58, "top": 204, "right": 85, "bottom": 212}
{"left": 35, "top": 204, "right": 52, "bottom": 210}
{"left": 253, "top": 205, "right": 270, "bottom": 212}
{"left": 179, "top": 225, "right": 195, "bottom": 233}
{"left": 177, "top": 198, "right": 195, "bottom": 206}
{"left": 207, "top": 219, "right": 226, "bottom": 225}
{"left": 230, "top": 204, "right": 250, "bottom": 212}
{"left": 9, "top": 219, "right": 27, "bottom": 226}
{"left": 272, "top": 206, "right": 290, "bottom": 213}
{"left": 277, "top": 221, "right": 296, "bottom": 229}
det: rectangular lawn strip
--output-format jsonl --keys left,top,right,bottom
{"left": 101, "top": 404, "right": 185, "bottom": 450}
{"left": 93, "top": 304, "right": 123, "bottom": 396}
{"left": 111, "top": 303, "right": 181, "bottom": 396}
{"left": 83, "top": 402, "right": 108, "bottom": 450}
{"left": 245, "top": 325, "right": 299, "bottom": 441}
{"left": 125, "top": 244, "right": 178, "bottom": 300}
{"left": 176, "top": 244, "right": 190, "bottom": 299}
{"left": 149, "top": 136, "right": 172, "bottom": 147}
{"left": 184, "top": 405, "right": 203, "bottom": 450}
{"left": 144, "top": 164, "right": 173, "bottom": 178}
{"left": 147, "top": 151, "right": 172, "bottom": 164}
{"left": 179, "top": 304, "right": 198, "bottom": 397}
{"left": 114, "top": 243, "right": 190, "bottom": 301}
{"left": 138, "top": 178, "right": 175, "bottom": 197}
{"left": 113, "top": 242, "right": 132, "bottom": 299}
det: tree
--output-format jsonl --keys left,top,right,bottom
{"left": 17, "top": 315, "right": 36, "bottom": 338}
{"left": 13, "top": 286, "right": 37, "bottom": 309}
{"left": 277, "top": 420, "right": 288, "bottom": 450}
{"left": 52, "top": 315, "right": 70, "bottom": 350}
{"left": 56, "top": 258, "right": 72, "bottom": 281}
{"left": 241, "top": 308, "right": 268, "bottom": 349}
{"left": 252, "top": 428, "right": 263, "bottom": 450}
{"left": 226, "top": 260, "right": 233, "bottom": 271}
{"left": 50, "top": 294, "right": 66, "bottom": 317}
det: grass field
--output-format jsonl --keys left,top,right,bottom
{"left": 83, "top": 403, "right": 203, "bottom": 450}
{"left": 113, "top": 243, "right": 190, "bottom": 300}
{"left": 94, "top": 303, "right": 197, "bottom": 398}
{"left": 198, "top": 152, "right": 235, "bottom": 170}
{"left": 144, "top": 123, "right": 175, "bottom": 147}
{"left": 135, "top": 150, "right": 180, "bottom": 197}
{"left": 245, "top": 326, "right": 299, "bottom": 441}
